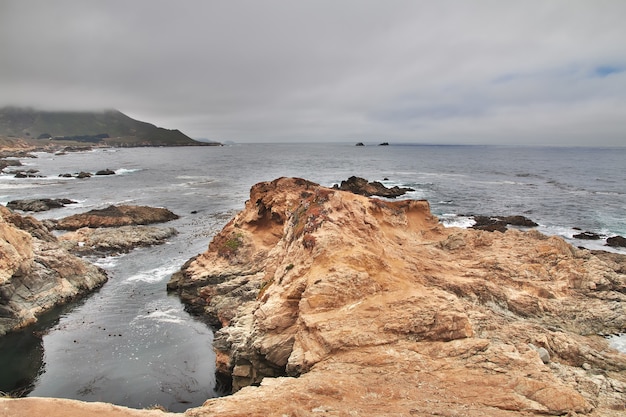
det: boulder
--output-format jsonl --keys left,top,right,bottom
{"left": 607, "top": 235, "right": 626, "bottom": 248}
{"left": 333, "top": 176, "right": 414, "bottom": 198}
{"left": 6, "top": 198, "right": 77, "bottom": 212}
{"left": 54, "top": 205, "right": 179, "bottom": 230}
{"left": 95, "top": 168, "right": 115, "bottom": 176}
{"left": 166, "top": 177, "right": 626, "bottom": 416}
{"left": 0, "top": 206, "right": 107, "bottom": 335}
{"left": 472, "top": 214, "right": 538, "bottom": 232}
{"left": 76, "top": 171, "right": 92, "bottom": 179}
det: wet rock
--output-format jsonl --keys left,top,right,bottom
{"left": 95, "top": 168, "right": 115, "bottom": 176}
{"left": 76, "top": 171, "right": 92, "bottom": 179}
{"left": 6, "top": 198, "right": 77, "bottom": 212}
{"left": 574, "top": 231, "right": 602, "bottom": 240}
{"left": 606, "top": 235, "right": 626, "bottom": 248}
{"left": 333, "top": 176, "right": 414, "bottom": 198}
{"left": 471, "top": 214, "right": 538, "bottom": 232}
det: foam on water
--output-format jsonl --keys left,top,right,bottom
{"left": 125, "top": 263, "right": 181, "bottom": 284}
{"left": 439, "top": 214, "right": 476, "bottom": 228}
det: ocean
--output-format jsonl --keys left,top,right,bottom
{"left": 1, "top": 143, "right": 625, "bottom": 410}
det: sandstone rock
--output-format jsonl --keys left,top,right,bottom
{"left": 59, "top": 225, "right": 178, "bottom": 256}
{"left": 164, "top": 177, "right": 626, "bottom": 416}
{"left": 332, "top": 175, "right": 414, "bottom": 198}
{"left": 0, "top": 206, "right": 107, "bottom": 335}
{"left": 55, "top": 205, "right": 179, "bottom": 230}
{"left": 6, "top": 198, "right": 77, "bottom": 212}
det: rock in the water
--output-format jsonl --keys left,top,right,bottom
{"left": 76, "top": 171, "right": 92, "bottom": 179}
{"left": 0, "top": 206, "right": 107, "bottom": 335}
{"left": 6, "top": 198, "right": 77, "bottom": 212}
{"left": 471, "top": 214, "right": 538, "bottom": 232}
{"left": 333, "top": 176, "right": 414, "bottom": 198}
{"left": 54, "top": 205, "right": 179, "bottom": 230}
{"left": 607, "top": 235, "right": 626, "bottom": 248}
{"left": 95, "top": 168, "right": 115, "bottom": 176}
{"left": 59, "top": 225, "right": 178, "bottom": 256}
{"left": 574, "top": 231, "right": 602, "bottom": 240}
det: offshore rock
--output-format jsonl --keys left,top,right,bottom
{"left": 167, "top": 177, "right": 626, "bottom": 416}
{"left": 6, "top": 198, "right": 77, "bottom": 212}
{"left": 55, "top": 205, "right": 179, "bottom": 230}
{"left": 0, "top": 206, "right": 107, "bottom": 335}
{"left": 332, "top": 175, "right": 414, "bottom": 198}
{"left": 59, "top": 225, "right": 178, "bottom": 256}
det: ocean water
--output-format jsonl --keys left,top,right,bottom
{"left": 0, "top": 143, "right": 625, "bottom": 409}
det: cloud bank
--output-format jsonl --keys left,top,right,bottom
{"left": 1, "top": 0, "right": 625, "bottom": 145}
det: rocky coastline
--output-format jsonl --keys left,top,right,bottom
{"left": 168, "top": 177, "right": 625, "bottom": 416}
{"left": 3, "top": 177, "right": 626, "bottom": 416}
{"left": 0, "top": 206, "right": 108, "bottom": 335}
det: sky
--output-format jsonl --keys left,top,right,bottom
{"left": 1, "top": 0, "right": 625, "bottom": 145}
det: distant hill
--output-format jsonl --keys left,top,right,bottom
{"left": 0, "top": 107, "right": 220, "bottom": 147}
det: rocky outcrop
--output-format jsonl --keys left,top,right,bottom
{"left": 59, "top": 225, "right": 178, "bottom": 256}
{"left": 4, "top": 177, "right": 626, "bottom": 416}
{"left": 607, "top": 235, "right": 626, "bottom": 248}
{"left": 54, "top": 205, "right": 179, "bottom": 230}
{"left": 168, "top": 177, "right": 626, "bottom": 416}
{"left": 472, "top": 214, "right": 538, "bottom": 232}
{"left": 6, "top": 198, "right": 77, "bottom": 212}
{"left": 332, "top": 175, "right": 414, "bottom": 198}
{"left": 0, "top": 206, "right": 107, "bottom": 336}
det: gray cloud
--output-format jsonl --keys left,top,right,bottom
{"left": 1, "top": 0, "right": 625, "bottom": 145}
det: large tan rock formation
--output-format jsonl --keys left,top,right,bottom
{"left": 4, "top": 177, "right": 626, "bottom": 416}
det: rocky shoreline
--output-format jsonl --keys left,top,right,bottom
{"left": 0, "top": 204, "right": 180, "bottom": 335}
{"left": 2, "top": 177, "right": 626, "bottom": 416}
{"left": 168, "top": 177, "right": 626, "bottom": 416}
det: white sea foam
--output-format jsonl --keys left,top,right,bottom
{"left": 439, "top": 213, "right": 475, "bottom": 228}
{"left": 134, "top": 308, "right": 185, "bottom": 325}
{"left": 125, "top": 263, "right": 181, "bottom": 284}
{"left": 115, "top": 168, "right": 141, "bottom": 175}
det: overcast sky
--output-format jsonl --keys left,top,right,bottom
{"left": 1, "top": 1, "right": 625, "bottom": 145}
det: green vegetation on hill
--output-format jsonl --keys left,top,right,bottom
{"left": 0, "top": 107, "right": 220, "bottom": 147}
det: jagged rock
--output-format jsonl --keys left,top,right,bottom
{"left": 76, "top": 171, "right": 92, "bottom": 179}
{"left": 6, "top": 198, "right": 77, "bottom": 212}
{"left": 59, "top": 225, "right": 178, "bottom": 256}
{"left": 164, "top": 177, "right": 626, "bottom": 416}
{"left": 0, "top": 206, "right": 107, "bottom": 335}
{"left": 607, "top": 235, "right": 626, "bottom": 248}
{"left": 332, "top": 175, "right": 414, "bottom": 198}
{"left": 54, "top": 205, "right": 179, "bottom": 230}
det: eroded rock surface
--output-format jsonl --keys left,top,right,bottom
{"left": 0, "top": 206, "right": 107, "bottom": 335}
{"left": 171, "top": 177, "right": 626, "bottom": 416}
